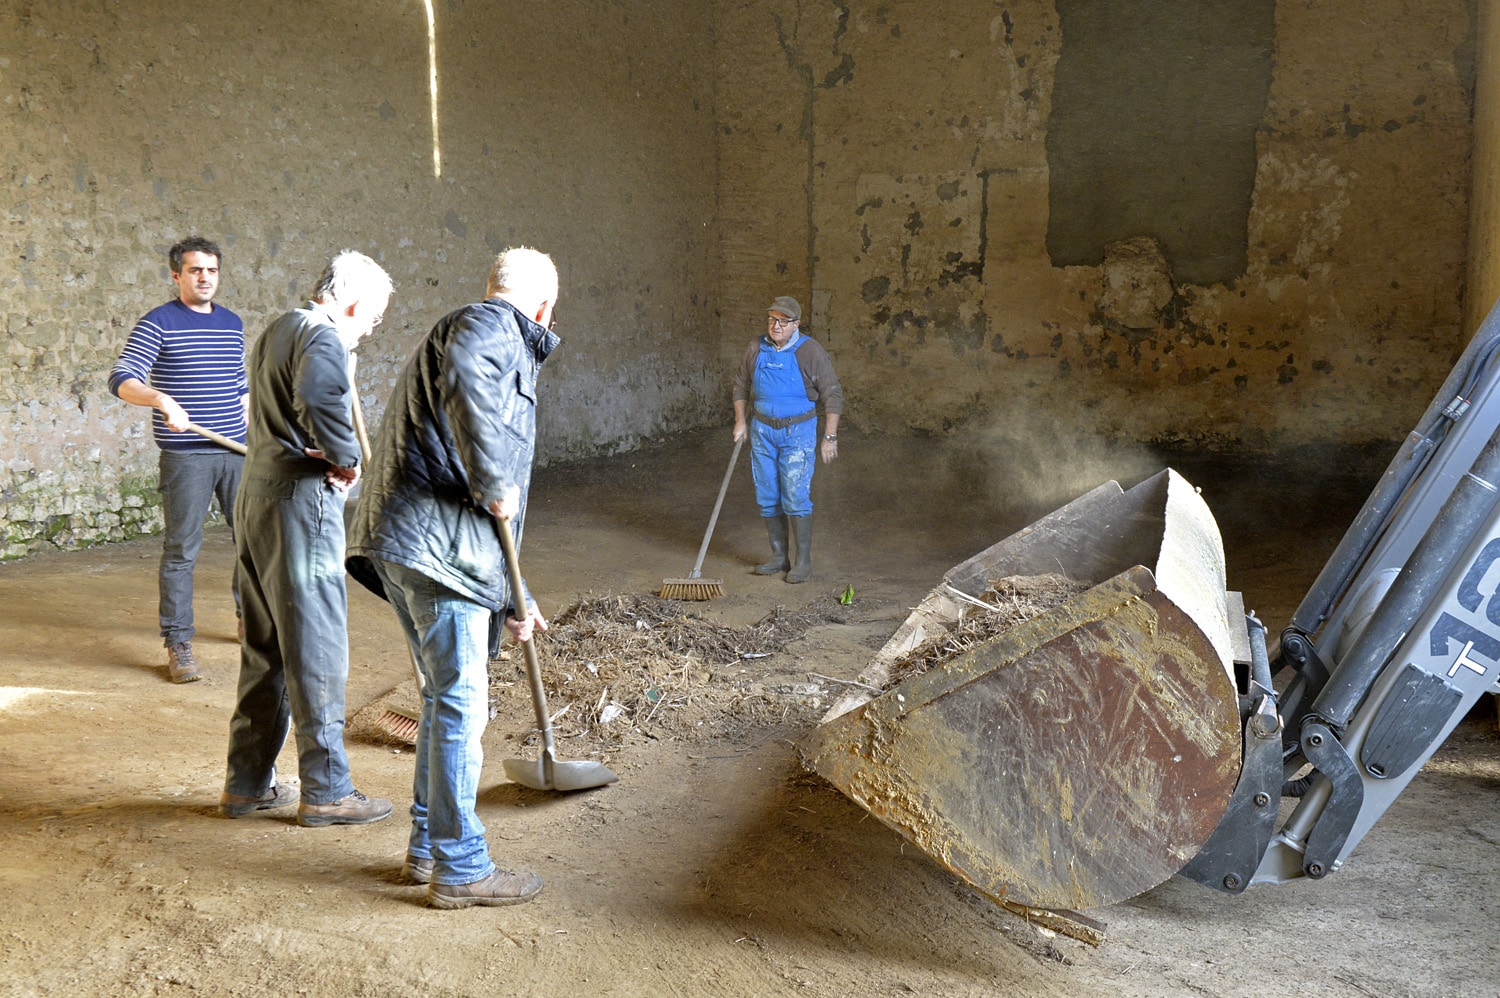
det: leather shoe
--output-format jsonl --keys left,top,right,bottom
{"left": 402, "top": 854, "right": 435, "bottom": 884}
{"left": 167, "top": 642, "right": 201, "bottom": 683}
{"left": 297, "top": 790, "right": 393, "bottom": 827}
{"left": 220, "top": 783, "right": 299, "bottom": 818}
{"left": 428, "top": 868, "right": 544, "bottom": 908}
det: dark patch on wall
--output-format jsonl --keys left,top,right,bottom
{"left": 823, "top": 53, "right": 855, "bottom": 88}
{"left": 1045, "top": 0, "right": 1273, "bottom": 285}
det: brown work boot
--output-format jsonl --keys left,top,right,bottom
{"left": 167, "top": 642, "right": 201, "bottom": 683}
{"left": 402, "top": 854, "right": 435, "bottom": 884}
{"left": 297, "top": 789, "right": 394, "bottom": 827}
{"left": 428, "top": 868, "right": 544, "bottom": 909}
{"left": 220, "top": 783, "right": 299, "bottom": 818}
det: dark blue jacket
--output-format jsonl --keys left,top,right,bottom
{"left": 347, "top": 298, "right": 559, "bottom": 612}
{"left": 242, "top": 306, "right": 361, "bottom": 477}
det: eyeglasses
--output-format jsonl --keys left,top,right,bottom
{"left": 768, "top": 316, "right": 797, "bottom": 328}
{"left": 371, "top": 313, "right": 385, "bottom": 327}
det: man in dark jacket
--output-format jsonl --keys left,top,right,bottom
{"left": 347, "top": 247, "right": 558, "bottom": 908}
{"left": 220, "top": 250, "right": 395, "bottom": 828}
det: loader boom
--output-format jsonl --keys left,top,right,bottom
{"left": 1185, "top": 304, "right": 1500, "bottom": 891}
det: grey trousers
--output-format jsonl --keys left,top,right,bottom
{"left": 224, "top": 473, "right": 354, "bottom": 805}
{"left": 158, "top": 449, "right": 243, "bottom": 646}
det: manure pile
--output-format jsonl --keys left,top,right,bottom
{"left": 884, "top": 573, "right": 1091, "bottom": 688}
{"left": 500, "top": 592, "right": 849, "bottom": 749}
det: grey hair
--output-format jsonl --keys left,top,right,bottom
{"left": 485, "top": 246, "right": 558, "bottom": 302}
{"left": 311, "top": 250, "right": 393, "bottom": 307}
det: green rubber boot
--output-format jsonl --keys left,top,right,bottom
{"left": 787, "top": 515, "right": 813, "bottom": 584}
{"left": 755, "top": 515, "right": 791, "bottom": 575}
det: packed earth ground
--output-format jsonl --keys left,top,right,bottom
{"left": 1, "top": 428, "right": 1496, "bottom": 997}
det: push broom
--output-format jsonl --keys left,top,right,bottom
{"left": 348, "top": 358, "right": 426, "bottom": 746}
{"left": 192, "top": 365, "right": 425, "bottom": 744}
{"left": 660, "top": 437, "right": 742, "bottom": 601}
{"left": 186, "top": 423, "right": 247, "bottom": 455}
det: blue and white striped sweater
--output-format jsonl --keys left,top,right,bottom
{"left": 109, "top": 298, "right": 248, "bottom": 452}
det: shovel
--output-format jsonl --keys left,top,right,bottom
{"left": 496, "top": 516, "right": 619, "bottom": 792}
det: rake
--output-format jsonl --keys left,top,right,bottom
{"left": 660, "top": 437, "right": 742, "bottom": 600}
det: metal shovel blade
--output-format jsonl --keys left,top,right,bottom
{"left": 494, "top": 514, "right": 620, "bottom": 794}
{"left": 502, "top": 752, "right": 619, "bottom": 792}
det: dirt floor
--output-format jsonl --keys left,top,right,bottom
{"left": 1, "top": 428, "right": 1497, "bottom": 997}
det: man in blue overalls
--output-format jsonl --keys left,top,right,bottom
{"left": 732, "top": 296, "right": 844, "bottom": 583}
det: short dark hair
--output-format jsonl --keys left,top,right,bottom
{"left": 168, "top": 237, "right": 222, "bottom": 274}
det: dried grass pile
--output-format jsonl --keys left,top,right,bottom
{"left": 499, "top": 592, "right": 848, "bottom": 748}
{"left": 886, "top": 573, "right": 1091, "bottom": 687}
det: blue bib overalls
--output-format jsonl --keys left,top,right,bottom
{"left": 749, "top": 334, "right": 817, "bottom": 517}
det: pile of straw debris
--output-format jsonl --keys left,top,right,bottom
{"left": 496, "top": 593, "right": 848, "bottom": 748}
{"left": 885, "top": 574, "right": 1091, "bottom": 687}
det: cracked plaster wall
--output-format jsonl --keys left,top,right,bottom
{"left": 1, "top": 0, "right": 719, "bottom": 557}
{"left": 2, "top": 0, "right": 1485, "bottom": 558}
{"left": 714, "top": 0, "right": 1477, "bottom": 453}
{"left": 1469, "top": 0, "right": 1500, "bottom": 331}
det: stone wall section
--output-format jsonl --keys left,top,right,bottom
{"left": 714, "top": 1, "right": 1475, "bottom": 452}
{"left": 0, "top": 0, "right": 1482, "bottom": 557}
{"left": 1, "top": 0, "right": 721, "bottom": 557}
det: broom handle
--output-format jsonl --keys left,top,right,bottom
{"left": 186, "top": 423, "right": 247, "bottom": 456}
{"left": 687, "top": 436, "right": 743, "bottom": 580}
{"left": 349, "top": 353, "right": 373, "bottom": 461}
{"left": 495, "top": 515, "right": 559, "bottom": 768}
{"left": 347, "top": 356, "right": 423, "bottom": 694}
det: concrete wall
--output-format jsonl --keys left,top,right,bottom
{"left": 1469, "top": 0, "right": 1500, "bottom": 331}
{"left": 0, "top": 0, "right": 1482, "bottom": 556}
{"left": 1, "top": 0, "right": 720, "bottom": 557}
{"left": 714, "top": 0, "right": 1476, "bottom": 451}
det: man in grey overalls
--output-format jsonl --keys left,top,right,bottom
{"left": 219, "top": 251, "right": 395, "bottom": 827}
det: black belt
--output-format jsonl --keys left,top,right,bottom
{"left": 751, "top": 408, "right": 817, "bottom": 430}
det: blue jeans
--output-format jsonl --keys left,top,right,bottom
{"left": 372, "top": 559, "right": 496, "bottom": 886}
{"left": 224, "top": 474, "right": 354, "bottom": 805}
{"left": 749, "top": 418, "right": 816, "bottom": 517}
{"left": 158, "top": 449, "right": 243, "bottom": 645}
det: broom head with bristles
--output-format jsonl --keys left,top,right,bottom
{"left": 660, "top": 577, "right": 725, "bottom": 600}
{"left": 375, "top": 703, "right": 420, "bottom": 744}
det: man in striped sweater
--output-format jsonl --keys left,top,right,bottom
{"left": 109, "top": 237, "right": 248, "bottom": 684}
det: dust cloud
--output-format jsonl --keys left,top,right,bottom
{"left": 935, "top": 416, "right": 1163, "bottom": 515}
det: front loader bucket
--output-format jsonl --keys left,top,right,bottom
{"left": 803, "top": 469, "right": 1244, "bottom": 912}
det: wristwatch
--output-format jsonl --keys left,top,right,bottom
{"left": 824, "top": 434, "right": 838, "bottom": 441}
